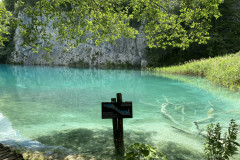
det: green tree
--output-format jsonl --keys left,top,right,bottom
{"left": 146, "top": 0, "right": 240, "bottom": 67}
{"left": 0, "top": 1, "right": 12, "bottom": 47}
{"left": 2, "top": 0, "right": 15, "bottom": 11}
{"left": 0, "top": 1, "right": 20, "bottom": 63}
{"left": 14, "top": 0, "right": 223, "bottom": 52}
{"left": 3, "top": 0, "right": 39, "bottom": 11}
{"left": 206, "top": 0, "right": 240, "bottom": 56}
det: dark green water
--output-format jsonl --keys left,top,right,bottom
{"left": 0, "top": 64, "right": 240, "bottom": 159}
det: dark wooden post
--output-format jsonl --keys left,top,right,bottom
{"left": 103, "top": 93, "right": 131, "bottom": 157}
{"left": 117, "top": 93, "right": 124, "bottom": 143}
{"left": 116, "top": 93, "right": 124, "bottom": 156}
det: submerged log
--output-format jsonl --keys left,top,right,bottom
{"left": 139, "top": 100, "right": 158, "bottom": 107}
{"left": 160, "top": 96, "right": 209, "bottom": 138}
{"left": 160, "top": 96, "right": 186, "bottom": 128}
{"left": 194, "top": 108, "right": 215, "bottom": 124}
{"left": 170, "top": 124, "right": 207, "bottom": 138}
{"left": 143, "top": 96, "right": 236, "bottom": 138}
{"left": 193, "top": 110, "right": 237, "bottom": 137}
{"left": 194, "top": 122, "right": 207, "bottom": 138}
{"left": 194, "top": 108, "right": 237, "bottom": 124}
{"left": 170, "top": 125, "right": 195, "bottom": 135}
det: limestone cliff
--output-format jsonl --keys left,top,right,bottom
{"left": 10, "top": 13, "right": 147, "bottom": 68}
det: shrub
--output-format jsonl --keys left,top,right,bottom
{"left": 204, "top": 119, "right": 239, "bottom": 160}
{"left": 125, "top": 143, "right": 167, "bottom": 160}
{"left": 152, "top": 52, "right": 240, "bottom": 91}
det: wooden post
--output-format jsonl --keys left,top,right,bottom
{"left": 102, "top": 93, "right": 132, "bottom": 158}
{"left": 116, "top": 93, "right": 124, "bottom": 143}
{"left": 106, "top": 93, "right": 128, "bottom": 157}
{"left": 116, "top": 93, "right": 124, "bottom": 156}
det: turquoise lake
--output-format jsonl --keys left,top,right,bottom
{"left": 0, "top": 64, "right": 240, "bottom": 159}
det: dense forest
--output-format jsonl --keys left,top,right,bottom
{"left": 0, "top": 0, "right": 239, "bottom": 67}
{"left": 146, "top": 0, "right": 240, "bottom": 67}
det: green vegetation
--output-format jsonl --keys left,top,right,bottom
{"left": 0, "top": 1, "right": 16, "bottom": 63}
{"left": 0, "top": 0, "right": 40, "bottom": 63}
{"left": 125, "top": 143, "right": 167, "bottom": 160}
{"left": 126, "top": 120, "right": 239, "bottom": 160}
{"left": 0, "top": 1, "right": 12, "bottom": 46}
{"left": 0, "top": 0, "right": 228, "bottom": 65}
{"left": 146, "top": 0, "right": 240, "bottom": 67}
{"left": 0, "top": 22, "right": 15, "bottom": 63}
{"left": 204, "top": 119, "right": 239, "bottom": 160}
{"left": 3, "top": 0, "right": 39, "bottom": 11}
{"left": 14, "top": 0, "right": 223, "bottom": 52}
{"left": 152, "top": 51, "right": 240, "bottom": 91}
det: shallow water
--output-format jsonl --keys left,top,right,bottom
{"left": 0, "top": 64, "right": 240, "bottom": 159}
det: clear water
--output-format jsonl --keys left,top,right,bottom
{"left": 0, "top": 64, "right": 240, "bottom": 159}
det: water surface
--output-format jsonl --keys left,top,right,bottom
{"left": 0, "top": 64, "right": 240, "bottom": 159}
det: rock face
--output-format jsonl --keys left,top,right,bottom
{"left": 10, "top": 13, "right": 147, "bottom": 68}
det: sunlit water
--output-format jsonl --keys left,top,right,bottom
{"left": 0, "top": 64, "right": 240, "bottom": 159}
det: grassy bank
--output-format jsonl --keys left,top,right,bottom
{"left": 151, "top": 51, "right": 240, "bottom": 91}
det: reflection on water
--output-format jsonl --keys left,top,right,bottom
{"left": 0, "top": 64, "right": 240, "bottom": 159}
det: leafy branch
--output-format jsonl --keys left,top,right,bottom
{"left": 204, "top": 119, "right": 240, "bottom": 160}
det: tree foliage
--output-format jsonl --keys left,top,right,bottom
{"left": 206, "top": 0, "right": 240, "bottom": 55}
{"left": 3, "top": 0, "right": 39, "bottom": 11}
{"left": 146, "top": 0, "right": 240, "bottom": 67}
{"left": 16, "top": 0, "right": 223, "bottom": 52}
{"left": 0, "top": 2, "right": 12, "bottom": 47}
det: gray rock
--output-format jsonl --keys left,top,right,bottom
{"left": 10, "top": 13, "right": 148, "bottom": 68}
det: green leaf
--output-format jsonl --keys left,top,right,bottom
{"left": 142, "top": 150, "right": 150, "bottom": 157}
